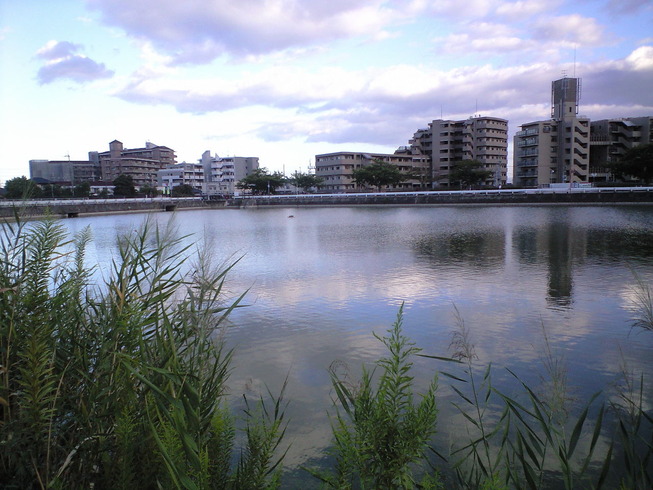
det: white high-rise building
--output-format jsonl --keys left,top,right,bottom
{"left": 200, "top": 151, "right": 259, "bottom": 196}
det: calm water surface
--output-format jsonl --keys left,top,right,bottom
{"left": 60, "top": 205, "right": 653, "bottom": 480}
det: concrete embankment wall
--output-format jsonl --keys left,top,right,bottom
{"left": 3, "top": 189, "right": 651, "bottom": 220}
{"left": 229, "top": 188, "right": 653, "bottom": 208}
{"left": 0, "top": 198, "right": 217, "bottom": 220}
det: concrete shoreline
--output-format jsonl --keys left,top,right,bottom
{"left": 2, "top": 187, "right": 653, "bottom": 219}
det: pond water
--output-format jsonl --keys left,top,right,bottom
{"left": 59, "top": 204, "right": 653, "bottom": 483}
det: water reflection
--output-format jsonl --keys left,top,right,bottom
{"left": 40, "top": 205, "right": 653, "bottom": 477}
{"left": 413, "top": 231, "right": 505, "bottom": 270}
{"left": 545, "top": 220, "right": 577, "bottom": 307}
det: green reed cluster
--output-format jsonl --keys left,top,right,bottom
{"left": 308, "top": 305, "right": 441, "bottom": 489}
{"left": 0, "top": 217, "right": 286, "bottom": 489}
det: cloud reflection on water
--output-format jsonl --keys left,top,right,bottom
{"left": 55, "top": 205, "right": 653, "bottom": 472}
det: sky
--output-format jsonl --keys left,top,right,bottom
{"left": 1, "top": 0, "right": 652, "bottom": 185}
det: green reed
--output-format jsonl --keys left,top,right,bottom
{"left": 0, "top": 217, "right": 286, "bottom": 489}
{"left": 307, "top": 304, "right": 442, "bottom": 489}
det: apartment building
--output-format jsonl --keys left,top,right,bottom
{"left": 513, "top": 78, "right": 590, "bottom": 187}
{"left": 29, "top": 159, "right": 101, "bottom": 185}
{"left": 157, "top": 162, "right": 204, "bottom": 192}
{"left": 589, "top": 116, "right": 653, "bottom": 182}
{"left": 407, "top": 116, "right": 508, "bottom": 188}
{"left": 200, "top": 151, "right": 259, "bottom": 195}
{"left": 91, "top": 140, "right": 176, "bottom": 187}
{"left": 314, "top": 151, "right": 430, "bottom": 193}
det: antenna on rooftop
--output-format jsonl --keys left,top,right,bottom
{"left": 64, "top": 152, "right": 70, "bottom": 161}
{"left": 573, "top": 45, "right": 577, "bottom": 78}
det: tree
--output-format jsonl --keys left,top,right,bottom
{"left": 609, "top": 144, "right": 653, "bottom": 184}
{"left": 171, "top": 184, "right": 196, "bottom": 197}
{"left": 74, "top": 182, "right": 91, "bottom": 198}
{"left": 289, "top": 171, "right": 323, "bottom": 193}
{"left": 40, "top": 184, "right": 62, "bottom": 198}
{"left": 112, "top": 174, "right": 136, "bottom": 197}
{"left": 449, "top": 159, "right": 492, "bottom": 189}
{"left": 139, "top": 184, "right": 159, "bottom": 197}
{"left": 352, "top": 160, "right": 406, "bottom": 192}
{"left": 4, "top": 176, "right": 42, "bottom": 199}
{"left": 236, "top": 168, "right": 286, "bottom": 194}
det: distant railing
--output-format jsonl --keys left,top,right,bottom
{"left": 234, "top": 187, "right": 653, "bottom": 200}
{"left": 0, "top": 196, "right": 202, "bottom": 207}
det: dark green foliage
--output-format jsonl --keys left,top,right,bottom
{"left": 352, "top": 159, "right": 407, "bottom": 191}
{"left": 74, "top": 181, "right": 91, "bottom": 197}
{"left": 139, "top": 184, "right": 159, "bottom": 197}
{"left": 311, "top": 305, "right": 440, "bottom": 488}
{"left": 113, "top": 174, "right": 137, "bottom": 197}
{"left": 4, "top": 176, "right": 42, "bottom": 199}
{"left": 171, "top": 184, "right": 196, "bottom": 196}
{"left": 236, "top": 168, "right": 286, "bottom": 194}
{"left": 0, "top": 217, "right": 287, "bottom": 488}
{"left": 609, "top": 144, "right": 653, "bottom": 184}
{"left": 289, "top": 171, "right": 323, "bottom": 193}
{"left": 449, "top": 160, "right": 493, "bottom": 188}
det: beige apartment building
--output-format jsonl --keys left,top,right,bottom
{"left": 514, "top": 78, "right": 590, "bottom": 187}
{"left": 92, "top": 140, "right": 177, "bottom": 187}
{"left": 407, "top": 116, "right": 508, "bottom": 188}
{"left": 315, "top": 151, "right": 430, "bottom": 193}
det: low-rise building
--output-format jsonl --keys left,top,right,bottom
{"left": 315, "top": 151, "right": 430, "bottom": 193}
{"left": 29, "top": 159, "right": 101, "bottom": 185}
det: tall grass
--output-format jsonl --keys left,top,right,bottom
{"left": 308, "top": 305, "right": 442, "bottom": 489}
{"left": 0, "top": 217, "right": 287, "bottom": 489}
{"left": 426, "top": 307, "right": 653, "bottom": 489}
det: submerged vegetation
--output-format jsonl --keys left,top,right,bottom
{"left": 1, "top": 217, "right": 651, "bottom": 488}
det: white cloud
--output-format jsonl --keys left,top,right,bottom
{"left": 110, "top": 44, "right": 653, "bottom": 149}
{"left": 625, "top": 45, "right": 653, "bottom": 70}
{"left": 421, "top": 0, "right": 498, "bottom": 18}
{"left": 495, "top": 0, "right": 557, "bottom": 20}
{"left": 37, "top": 40, "right": 82, "bottom": 60}
{"left": 35, "top": 40, "right": 114, "bottom": 84}
{"left": 85, "top": 0, "right": 402, "bottom": 63}
{"left": 531, "top": 14, "right": 607, "bottom": 46}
